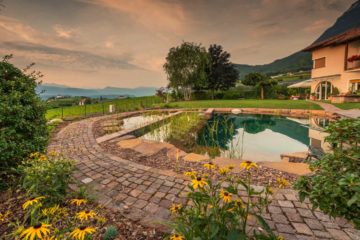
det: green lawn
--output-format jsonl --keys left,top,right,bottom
{"left": 162, "top": 100, "right": 322, "bottom": 110}
{"left": 46, "top": 96, "right": 161, "bottom": 120}
{"left": 333, "top": 102, "right": 360, "bottom": 110}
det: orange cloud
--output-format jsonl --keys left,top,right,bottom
{"left": 53, "top": 24, "right": 77, "bottom": 39}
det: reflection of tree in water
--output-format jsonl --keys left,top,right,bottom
{"left": 197, "top": 114, "right": 277, "bottom": 155}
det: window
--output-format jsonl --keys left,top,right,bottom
{"left": 346, "top": 40, "right": 360, "bottom": 70}
{"left": 314, "top": 57, "right": 326, "bottom": 69}
{"left": 315, "top": 81, "right": 332, "bottom": 100}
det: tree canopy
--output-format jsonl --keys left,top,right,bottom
{"left": 242, "top": 73, "right": 277, "bottom": 99}
{"left": 163, "top": 42, "right": 209, "bottom": 100}
{"left": 207, "top": 44, "right": 238, "bottom": 97}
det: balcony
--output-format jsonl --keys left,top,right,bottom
{"left": 345, "top": 39, "right": 360, "bottom": 71}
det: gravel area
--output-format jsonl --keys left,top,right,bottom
{"left": 100, "top": 141, "right": 298, "bottom": 187}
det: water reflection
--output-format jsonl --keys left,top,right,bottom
{"left": 140, "top": 113, "right": 331, "bottom": 162}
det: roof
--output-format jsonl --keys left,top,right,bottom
{"left": 287, "top": 79, "right": 313, "bottom": 88}
{"left": 304, "top": 1, "right": 360, "bottom": 51}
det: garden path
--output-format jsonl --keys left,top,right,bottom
{"left": 48, "top": 113, "right": 360, "bottom": 240}
{"left": 312, "top": 101, "right": 360, "bottom": 119}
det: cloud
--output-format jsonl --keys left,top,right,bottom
{"left": 304, "top": 19, "right": 331, "bottom": 33}
{"left": 77, "top": 0, "right": 189, "bottom": 34}
{"left": 1, "top": 41, "right": 140, "bottom": 70}
{"left": 53, "top": 24, "right": 77, "bottom": 39}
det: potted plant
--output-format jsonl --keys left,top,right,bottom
{"left": 310, "top": 92, "right": 317, "bottom": 100}
{"left": 347, "top": 54, "right": 360, "bottom": 69}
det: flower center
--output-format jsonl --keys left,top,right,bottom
{"left": 196, "top": 177, "right": 202, "bottom": 181}
{"left": 33, "top": 223, "right": 42, "bottom": 229}
{"left": 224, "top": 192, "right": 229, "bottom": 196}
{"left": 245, "top": 161, "right": 251, "bottom": 164}
{"left": 79, "top": 226, "right": 87, "bottom": 230}
{"left": 85, "top": 210, "right": 90, "bottom": 214}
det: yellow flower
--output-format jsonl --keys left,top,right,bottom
{"left": 276, "top": 236, "right": 285, "bottom": 240}
{"left": 239, "top": 161, "right": 258, "bottom": 170}
{"left": 96, "top": 216, "right": 107, "bottom": 225}
{"left": 266, "top": 186, "right": 273, "bottom": 194}
{"left": 276, "top": 178, "right": 289, "bottom": 188}
{"left": 38, "top": 154, "right": 48, "bottom": 161}
{"left": 29, "top": 152, "right": 40, "bottom": 158}
{"left": 170, "top": 234, "right": 185, "bottom": 240}
{"left": 169, "top": 204, "right": 182, "bottom": 214}
{"left": 184, "top": 171, "right": 197, "bottom": 178}
{"left": 22, "top": 196, "right": 45, "bottom": 210}
{"left": 42, "top": 205, "right": 60, "bottom": 217}
{"left": 20, "top": 223, "right": 51, "bottom": 240}
{"left": 0, "top": 210, "right": 10, "bottom": 222}
{"left": 191, "top": 176, "right": 208, "bottom": 189}
{"left": 70, "top": 199, "right": 87, "bottom": 206}
{"left": 219, "top": 167, "right": 230, "bottom": 175}
{"left": 203, "top": 162, "right": 216, "bottom": 170}
{"left": 76, "top": 210, "right": 96, "bottom": 221}
{"left": 234, "top": 199, "right": 244, "bottom": 209}
{"left": 220, "top": 189, "right": 232, "bottom": 203}
{"left": 69, "top": 226, "right": 96, "bottom": 240}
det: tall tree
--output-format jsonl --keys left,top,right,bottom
{"left": 163, "top": 42, "right": 209, "bottom": 100}
{"left": 207, "top": 44, "right": 238, "bottom": 98}
{"left": 242, "top": 73, "right": 277, "bottom": 99}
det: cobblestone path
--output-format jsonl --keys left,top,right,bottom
{"left": 49, "top": 114, "right": 359, "bottom": 240}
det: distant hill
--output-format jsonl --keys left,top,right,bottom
{"left": 37, "top": 84, "right": 157, "bottom": 99}
{"left": 234, "top": 51, "right": 312, "bottom": 79}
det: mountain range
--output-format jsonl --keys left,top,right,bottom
{"left": 234, "top": 51, "right": 312, "bottom": 78}
{"left": 37, "top": 85, "right": 157, "bottom": 99}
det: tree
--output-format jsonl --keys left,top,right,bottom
{"left": 207, "top": 44, "right": 238, "bottom": 98}
{"left": 0, "top": 55, "right": 48, "bottom": 173}
{"left": 242, "top": 73, "right": 277, "bottom": 99}
{"left": 164, "top": 42, "right": 209, "bottom": 100}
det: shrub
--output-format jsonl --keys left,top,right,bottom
{"left": 19, "top": 152, "right": 75, "bottom": 203}
{"left": 103, "top": 225, "right": 119, "bottom": 240}
{"left": 167, "top": 162, "right": 285, "bottom": 239}
{"left": 295, "top": 119, "right": 360, "bottom": 228}
{"left": 0, "top": 57, "right": 48, "bottom": 172}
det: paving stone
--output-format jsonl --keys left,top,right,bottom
{"left": 159, "top": 199, "right": 172, "bottom": 208}
{"left": 292, "top": 223, "right": 313, "bottom": 236}
{"left": 276, "top": 223, "right": 295, "bottom": 234}
{"left": 138, "top": 192, "right": 152, "bottom": 201}
{"left": 133, "top": 199, "right": 148, "bottom": 209}
{"left": 327, "top": 228, "right": 351, "bottom": 240}
{"left": 154, "top": 192, "right": 166, "bottom": 198}
{"left": 298, "top": 209, "right": 315, "bottom": 219}
{"left": 144, "top": 202, "right": 159, "bottom": 214}
{"left": 285, "top": 212, "right": 303, "bottom": 223}
{"left": 129, "top": 189, "right": 142, "bottom": 197}
{"left": 343, "top": 228, "right": 360, "bottom": 240}
{"left": 272, "top": 213, "right": 289, "bottom": 224}
{"left": 81, "top": 177, "right": 93, "bottom": 184}
{"left": 278, "top": 200, "right": 294, "bottom": 208}
{"left": 284, "top": 193, "right": 298, "bottom": 201}
{"left": 313, "top": 230, "right": 332, "bottom": 239}
{"left": 268, "top": 206, "right": 282, "bottom": 214}
{"left": 304, "top": 218, "right": 324, "bottom": 230}
{"left": 123, "top": 196, "right": 137, "bottom": 206}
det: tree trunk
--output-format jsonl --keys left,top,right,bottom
{"left": 261, "top": 87, "right": 264, "bottom": 100}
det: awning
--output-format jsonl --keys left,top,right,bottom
{"left": 288, "top": 79, "right": 313, "bottom": 88}
{"left": 350, "top": 79, "right": 360, "bottom": 83}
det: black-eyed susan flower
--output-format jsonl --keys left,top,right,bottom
{"left": 239, "top": 161, "right": 258, "bottom": 170}
{"left": 219, "top": 167, "right": 230, "bottom": 175}
{"left": 0, "top": 211, "right": 10, "bottom": 222}
{"left": 184, "top": 171, "right": 197, "bottom": 178}
{"left": 234, "top": 199, "right": 244, "bottom": 209}
{"left": 169, "top": 204, "right": 182, "bottom": 214}
{"left": 22, "top": 196, "right": 45, "bottom": 210}
{"left": 170, "top": 233, "right": 185, "bottom": 240}
{"left": 76, "top": 210, "right": 96, "bottom": 221}
{"left": 70, "top": 198, "right": 87, "bottom": 206}
{"left": 42, "top": 205, "right": 60, "bottom": 217}
{"left": 276, "top": 178, "right": 289, "bottom": 188}
{"left": 220, "top": 189, "right": 232, "bottom": 203}
{"left": 203, "top": 162, "right": 216, "bottom": 170}
{"left": 20, "top": 223, "right": 51, "bottom": 240}
{"left": 69, "top": 226, "right": 95, "bottom": 240}
{"left": 191, "top": 176, "right": 208, "bottom": 189}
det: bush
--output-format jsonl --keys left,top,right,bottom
{"left": 295, "top": 119, "right": 360, "bottom": 228}
{"left": 19, "top": 152, "right": 75, "bottom": 203}
{"left": 167, "top": 162, "right": 287, "bottom": 239}
{"left": 0, "top": 57, "right": 48, "bottom": 172}
{"left": 103, "top": 225, "right": 119, "bottom": 240}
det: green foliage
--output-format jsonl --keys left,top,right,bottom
{"left": 167, "top": 166, "right": 280, "bottom": 240}
{"left": 103, "top": 225, "right": 119, "bottom": 240}
{"left": 0, "top": 57, "right": 48, "bottom": 173}
{"left": 164, "top": 42, "right": 210, "bottom": 100}
{"left": 295, "top": 119, "right": 360, "bottom": 228}
{"left": 242, "top": 73, "right": 277, "bottom": 100}
{"left": 18, "top": 152, "right": 75, "bottom": 203}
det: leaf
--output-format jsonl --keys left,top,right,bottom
{"left": 254, "top": 214, "right": 274, "bottom": 236}
{"left": 226, "top": 230, "right": 247, "bottom": 240}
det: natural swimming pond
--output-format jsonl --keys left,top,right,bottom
{"left": 138, "top": 113, "right": 329, "bottom": 162}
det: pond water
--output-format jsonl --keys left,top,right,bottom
{"left": 139, "top": 113, "right": 329, "bottom": 162}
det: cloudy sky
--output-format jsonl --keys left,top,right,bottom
{"left": 0, "top": 0, "right": 355, "bottom": 88}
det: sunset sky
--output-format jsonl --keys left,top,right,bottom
{"left": 0, "top": 0, "right": 355, "bottom": 88}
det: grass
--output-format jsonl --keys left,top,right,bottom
{"left": 162, "top": 99, "right": 322, "bottom": 110}
{"left": 46, "top": 96, "right": 161, "bottom": 120}
{"left": 332, "top": 102, "right": 360, "bottom": 110}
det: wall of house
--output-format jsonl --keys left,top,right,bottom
{"left": 311, "top": 43, "right": 360, "bottom": 94}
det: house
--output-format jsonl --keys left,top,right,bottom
{"left": 289, "top": 1, "right": 360, "bottom": 103}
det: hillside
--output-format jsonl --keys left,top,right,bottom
{"left": 37, "top": 84, "right": 157, "bottom": 99}
{"left": 234, "top": 51, "right": 312, "bottom": 78}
